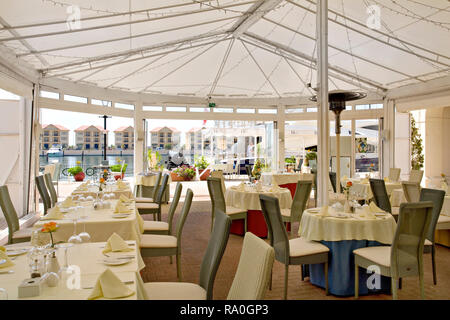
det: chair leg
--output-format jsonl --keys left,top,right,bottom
{"left": 176, "top": 254, "right": 182, "bottom": 281}
{"left": 419, "top": 271, "right": 425, "bottom": 300}
{"left": 300, "top": 264, "right": 304, "bottom": 281}
{"left": 431, "top": 244, "right": 437, "bottom": 285}
{"left": 324, "top": 261, "right": 329, "bottom": 296}
{"left": 391, "top": 278, "right": 398, "bottom": 300}
{"left": 170, "top": 256, "right": 173, "bottom": 264}
{"left": 269, "top": 269, "right": 272, "bottom": 290}
{"left": 244, "top": 216, "right": 247, "bottom": 233}
{"left": 284, "top": 264, "right": 289, "bottom": 300}
{"left": 354, "top": 263, "right": 359, "bottom": 299}
{"left": 399, "top": 278, "right": 402, "bottom": 289}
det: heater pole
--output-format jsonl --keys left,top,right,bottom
{"left": 336, "top": 112, "right": 341, "bottom": 193}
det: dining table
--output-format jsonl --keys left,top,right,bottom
{"left": 299, "top": 206, "right": 397, "bottom": 296}
{"left": 342, "top": 177, "right": 401, "bottom": 201}
{"left": 0, "top": 241, "right": 147, "bottom": 300}
{"left": 135, "top": 171, "right": 171, "bottom": 202}
{"left": 71, "top": 181, "right": 133, "bottom": 200}
{"left": 225, "top": 184, "right": 292, "bottom": 237}
{"left": 260, "top": 172, "right": 314, "bottom": 198}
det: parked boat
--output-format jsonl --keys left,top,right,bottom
{"left": 46, "top": 145, "right": 63, "bottom": 157}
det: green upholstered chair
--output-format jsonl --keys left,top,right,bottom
{"left": 369, "top": 178, "right": 392, "bottom": 214}
{"left": 0, "top": 185, "right": 33, "bottom": 244}
{"left": 135, "top": 171, "right": 162, "bottom": 203}
{"left": 143, "top": 208, "right": 231, "bottom": 300}
{"left": 388, "top": 168, "right": 401, "bottom": 182}
{"left": 354, "top": 201, "right": 433, "bottom": 299}
{"left": 259, "top": 194, "right": 329, "bottom": 299}
{"left": 227, "top": 232, "right": 275, "bottom": 300}
{"left": 207, "top": 177, "right": 247, "bottom": 233}
{"left": 329, "top": 172, "right": 337, "bottom": 193}
{"left": 136, "top": 173, "right": 169, "bottom": 221}
{"left": 35, "top": 175, "right": 51, "bottom": 215}
{"left": 140, "top": 188, "right": 194, "bottom": 281}
{"left": 44, "top": 173, "right": 58, "bottom": 207}
{"left": 402, "top": 181, "right": 421, "bottom": 203}
{"left": 280, "top": 180, "right": 312, "bottom": 235}
{"left": 409, "top": 169, "right": 424, "bottom": 184}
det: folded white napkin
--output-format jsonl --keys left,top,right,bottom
{"left": 41, "top": 206, "right": 65, "bottom": 220}
{"left": 87, "top": 268, "right": 134, "bottom": 300}
{"left": 60, "top": 197, "right": 76, "bottom": 208}
{"left": 255, "top": 183, "right": 263, "bottom": 192}
{"left": 319, "top": 206, "right": 329, "bottom": 216}
{"left": 360, "top": 206, "right": 377, "bottom": 219}
{"left": 114, "top": 201, "right": 131, "bottom": 214}
{"left": 331, "top": 202, "right": 344, "bottom": 212}
{"left": 119, "top": 194, "right": 133, "bottom": 203}
{"left": 0, "top": 250, "right": 15, "bottom": 269}
{"left": 360, "top": 178, "right": 369, "bottom": 184}
{"left": 102, "top": 233, "right": 134, "bottom": 254}
{"left": 369, "top": 201, "right": 385, "bottom": 213}
{"left": 236, "top": 182, "right": 245, "bottom": 191}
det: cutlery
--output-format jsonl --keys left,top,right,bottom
{"left": 82, "top": 280, "right": 134, "bottom": 289}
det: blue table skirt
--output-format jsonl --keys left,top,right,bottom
{"left": 308, "top": 240, "right": 391, "bottom": 296}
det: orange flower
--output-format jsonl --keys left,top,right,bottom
{"left": 100, "top": 177, "right": 105, "bottom": 183}
{"left": 346, "top": 181, "right": 353, "bottom": 187}
{"left": 370, "top": 163, "right": 374, "bottom": 167}
{"left": 41, "top": 222, "right": 59, "bottom": 233}
{"left": 104, "top": 169, "right": 108, "bottom": 173}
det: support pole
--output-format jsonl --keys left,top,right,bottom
{"left": 316, "top": 0, "right": 329, "bottom": 206}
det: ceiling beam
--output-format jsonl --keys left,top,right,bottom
{"left": 231, "top": 0, "right": 284, "bottom": 37}
{"left": 209, "top": 38, "right": 235, "bottom": 96}
{"left": 386, "top": 74, "right": 450, "bottom": 100}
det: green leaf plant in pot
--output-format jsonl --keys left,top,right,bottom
{"left": 68, "top": 164, "right": 85, "bottom": 182}
{"left": 194, "top": 155, "right": 210, "bottom": 181}
{"left": 110, "top": 163, "right": 128, "bottom": 180}
{"left": 304, "top": 151, "right": 317, "bottom": 167}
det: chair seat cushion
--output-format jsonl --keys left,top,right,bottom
{"left": 225, "top": 206, "right": 247, "bottom": 215}
{"left": 136, "top": 202, "right": 159, "bottom": 210}
{"left": 144, "top": 282, "right": 206, "bottom": 300}
{"left": 281, "top": 208, "right": 291, "bottom": 217}
{"left": 353, "top": 246, "right": 391, "bottom": 268}
{"left": 13, "top": 227, "right": 33, "bottom": 240}
{"left": 135, "top": 197, "right": 154, "bottom": 203}
{"left": 143, "top": 221, "right": 169, "bottom": 231}
{"left": 289, "top": 237, "right": 329, "bottom": 257}
{"left": 140, "top": 234, "right": 177, "bottom": 248}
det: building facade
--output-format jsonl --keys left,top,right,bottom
{"left": 75, "top": 125, "right": 108, "bottom": 150}
{"left": 40, "top": 124, "right": 69, "bottom": 150}
{"left": 150, "top": 126, "right": 180, "bottom": 150}
{"left": 114, "top": 126, "right": 134, "bottom": 150}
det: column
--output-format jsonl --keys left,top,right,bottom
{"left": 382, "top": 98, "right": 395, "bottom": 178}
{"left": 277, "top": 104, "right": 286, "bottom": 171}
{"left": 134, "top": 100, "right": 144, "bottom": 175}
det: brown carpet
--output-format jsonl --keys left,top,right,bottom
{"left": 139, "top": 200, "right": 450, "bottom": 300}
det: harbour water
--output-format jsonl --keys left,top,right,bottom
{"left": 39, "top": 155, "right": 134, "bottom": 181}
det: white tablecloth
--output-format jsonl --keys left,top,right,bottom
{"left": 32, "top": 200, "right": 142, "bottom": 246}
{"left": 225, "top": 185, "right": 292, "bottom": 210}
{"left": 0, "top": 241, "right": 146, "bottom": 300}
{"left": 135, "top": 171, "right": 171, "bottom": 186}
{"left": 345, "top": 179, "right": 401, "bottom": 200}
{"left": 261, "top": 172, "right": 314, "bottom": 186}
{"left": 391, "top": 189, "right": 450, "bottom": 217}
{"left": 71, "top": 183, "right": 133, "bottom": 199}
{"left": 299, "top": 207, "right": 397, "bottom": 244}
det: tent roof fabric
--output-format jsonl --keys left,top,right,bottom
{"left": 0, "top": 0, "right": 449, "bottom": 100}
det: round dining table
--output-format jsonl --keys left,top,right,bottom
{"left": 299, "top": 207, "right": 397, "bottom": 296}
{"left": 225, "top": 185, "right": 292, "bottom": 237}
{"left": 260, "top": 172, "right": 314, "bottom": 198}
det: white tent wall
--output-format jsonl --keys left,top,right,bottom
{"left": 394, "top": 111, "right": 411, "bottom": 181}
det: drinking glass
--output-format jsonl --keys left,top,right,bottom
{"left": 0, "top": 288, "right": 7, "bottom": 300}
{"left": 77, "top": 205, "right": 91, "bottom": 242}
{"left": 55, "top": 243, "right": 74, "bottom": 272}
{"left": 68, "top": 208, "right": 82, "bottom": 244}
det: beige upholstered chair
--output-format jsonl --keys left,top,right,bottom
{"left": 142, "top": 182, "right": 182, "bottom": 235}
{"left": 136, "top": 173, "right": 169, "bottom": 221}
{"left": 210, "top": 170, "right": 226, "bottom": 193}
{"left": 388, "top": 168, "right": 401, "bottom": 182}
{"left": 354, "top": 201, "right": 433, "bottom": 300}
{"left": 135, "top": 171, "right": 162, "bottom": 203}
{"left": 44, "top": 173, "right": 58, "bottom": 207}
{"left": 140, "top": 188, "right": 193, "bottom": 281}
{"left": 227, "top": 232, "right": 274, "bottom": 300}
{"left": 401, "top": 181, "right": 421, "bottom": 202}
{"left": 143, "top": 209, "right": 231, "bottom": 300}
{"left": 280, "top": 180, "right": 312, "bottom": 235}
{"left": 409, "top": 169, "right": 424, "bottom": 184}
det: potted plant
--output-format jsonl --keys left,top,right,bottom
{"left": 252, "top": 159, "right": 265, "bottom": 181}
{"left": 304, "top": 151, "right": 317, "bottom": 169}
{"left": 194, "top": 156, "right": 210, "bottom": 181}
{"left": 110, "top": 163, "right": 128, "bottom": 180}
{"left": 171, "top": 165, "right": 196, "bottom": 181}
{"left": 148, "top": 149, "right": 163, "bottom": 171}
{"left": 285, "top": 156, "right": 296, "bottom": 172}
{"left": 68, "top": 163, "right": 85, "bottom": 182}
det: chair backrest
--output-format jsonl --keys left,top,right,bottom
{"left": 155, "top": 174, "right": 169, "bottom": 205}
{"left": 290, "top": 180, "right": 312, "bottom": 222}
{"left": 245, "top": 164, "right": 252, "bottom": 177}
{"left": 199, "top": 209, "right": 231, "bottom": 300}
{"left": 210, "top": 170, "right": 226, "bottom": 192}
{"left": 329, "top": 172, "right": 337, "bottom": 193}
{"left": 44, "top": 173, "right": 58, "bottom": 207}
{"left": 51, "top": 162, "right": 61, "bottom": 182}
{"left": 259, "top": 194, "right": 290, "bottom": 264}
{"left": 409, "top": 169, "right": 424, "bottom": 184}
{"left": 420, "top": 188, "right": 445, "bottom": 243}
{"left": 369, "top": 178, "right": 391, "bottom": 213}
{"left": 207, "top": 177, "right": 226, "bottom": 214}
{"left": 401, "top": 181, "right": 421, "bottom": 202}
{"left": 152, "top": 171, "right": 162, "bottom": 199}
{"left": 167, "top": 182, "right": 182, "bottom": 235}
{"left": 175, "top": 188, "right": 194, "bottom": 245}
{"left": 0, "top": 185, "right": 20, "bottom": 244}
{"left": 35, "top": 175, "right": 51, "bottom": 215}
{"left": 227, "top": 232, "right": 275, "bottom": 300}
{"left": 389, "top": 168, "right": 401, "bottom": 182}
{"left": 390, "top": 201, "right": 433, "bottom": 278}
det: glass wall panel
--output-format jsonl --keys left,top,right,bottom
{"left": 355, "top": 119, "right": 380, "bottom": 178}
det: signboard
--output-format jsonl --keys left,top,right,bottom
{"left": 355, "top": 137, "right": 368, "bottom": 153}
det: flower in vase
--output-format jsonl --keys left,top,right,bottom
{"left": 40, "top": 222, "right": 59, "bottom": 248}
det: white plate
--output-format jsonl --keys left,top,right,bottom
{"left": 102, "top": 257, "right": 133, "bottom": 266}
{"left": 6, "top": 248, "right": 29, "bottom": 256}
{"left": 112, "top": 213, "right": 131, "bottom": 218}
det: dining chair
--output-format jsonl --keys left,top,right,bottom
{"left": 136, "top": 173, "right": 169, "bottom": 221}
{"left": 142, "top": 182, "right": 182, "bottom": 235}
{"left": 44, "top": 173, "right": 58, "bottom": 207}
{"left": 143, "top": 199, "right": 231, "bottom": 301}
{"left": 280, "top": 181, "right": 312, "bottom": 236}
{"left": 388, "top": 168, "right": 401, "bottom": 182}
{"left": 135, "top": 171, "right": 162, "bottom": 203}
{"left": 354, "top": 201, "right": 433, "bottom": 300}
{"left": 329, "top": 172, "right": 337, "bottom": 193}
{"left": 35, "top": 175, "right": 52, "bottom": 215}
{"left": 245, "top": 164, "right": 254, "bottom": 182}
{"left": 311, "top": 169, "right": 318, "bottom": 207}
{"left": 369, "top": 178, "right": 392, "bottom": 214}
{"left": 140, "top": 188, "right": 194, "bottom": 281}
{"left": 210, "top": 170, "right": 226, "bottom": 193}
{"left": 207, "top": 177, "right": 247, "bottom": 233}
{"left": 259, "top": 194, "right": 329, "bottom": 299}
{"left": 420, "top": 188, "right": 445, "bottom": 285}
{"left": 0, "top": 185, "right": 34, "bottom": 244}
{"left": 402, "top": 181, "right": 421, "bottom": 202}
{"left": 51, "top": 162, "right": 61, "bottom": 195}
{"left": 409, "top": 169, "right": 424, "bottom": 184}
{"left": 227, "top": 232, "right": 275, "bottom": 300}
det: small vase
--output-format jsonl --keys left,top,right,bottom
{"left": 47, "top": 252, "right": 61, "bottom": 275}
{"left": 344, "top": 200, "right": 352, "bottom": 213}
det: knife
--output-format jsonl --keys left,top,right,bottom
{"left": 82, "top": 280, "right": 134, "bottom": 290}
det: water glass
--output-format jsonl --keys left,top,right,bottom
{"left": 0, "top": 288, "right": 7, "bottom": 300}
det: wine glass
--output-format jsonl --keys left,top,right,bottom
{"left": 55, "top": 243, "right": 74, "bottom": 273}
{"left": 67, "top": 207, "right": 82, "bottom": 244}
{"left": 77, "top": 205, "right": 91, "bottom": 243}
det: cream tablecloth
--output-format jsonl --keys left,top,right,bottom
{"left": 391, "top": 189, "right": 450, "bottom": 217}
{"left": 225, "top": 185, "right": 292, "bottom": 210}
{"left": 71, "top": 183, "right": 133, "bottom": 199}
{"left": 261, "top": 172, "right": 314, "bottom": 186}
{"left": 135, "top": 171, "right": 171, "bottom": 186}
{"left": 344, "top": 179, "right": 401, "bottom": 200}
{"left": 299, "top": 207, "right": 397, "bottom": 244}
{"left": 0, "top": 241, "right": 147, "bottom": 300}
{"left": 31, "top": 200, "right": 142, "bottom": 246}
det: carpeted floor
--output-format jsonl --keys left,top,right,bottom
{"left": 139, "top": 199, "right": 450, "bottom": 300}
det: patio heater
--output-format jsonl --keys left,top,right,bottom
{"left": 310, "top": 90, "right": 366, "bottom": 193}
{"left": 99, "top": 115, "right": 112, "bottom": 162}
